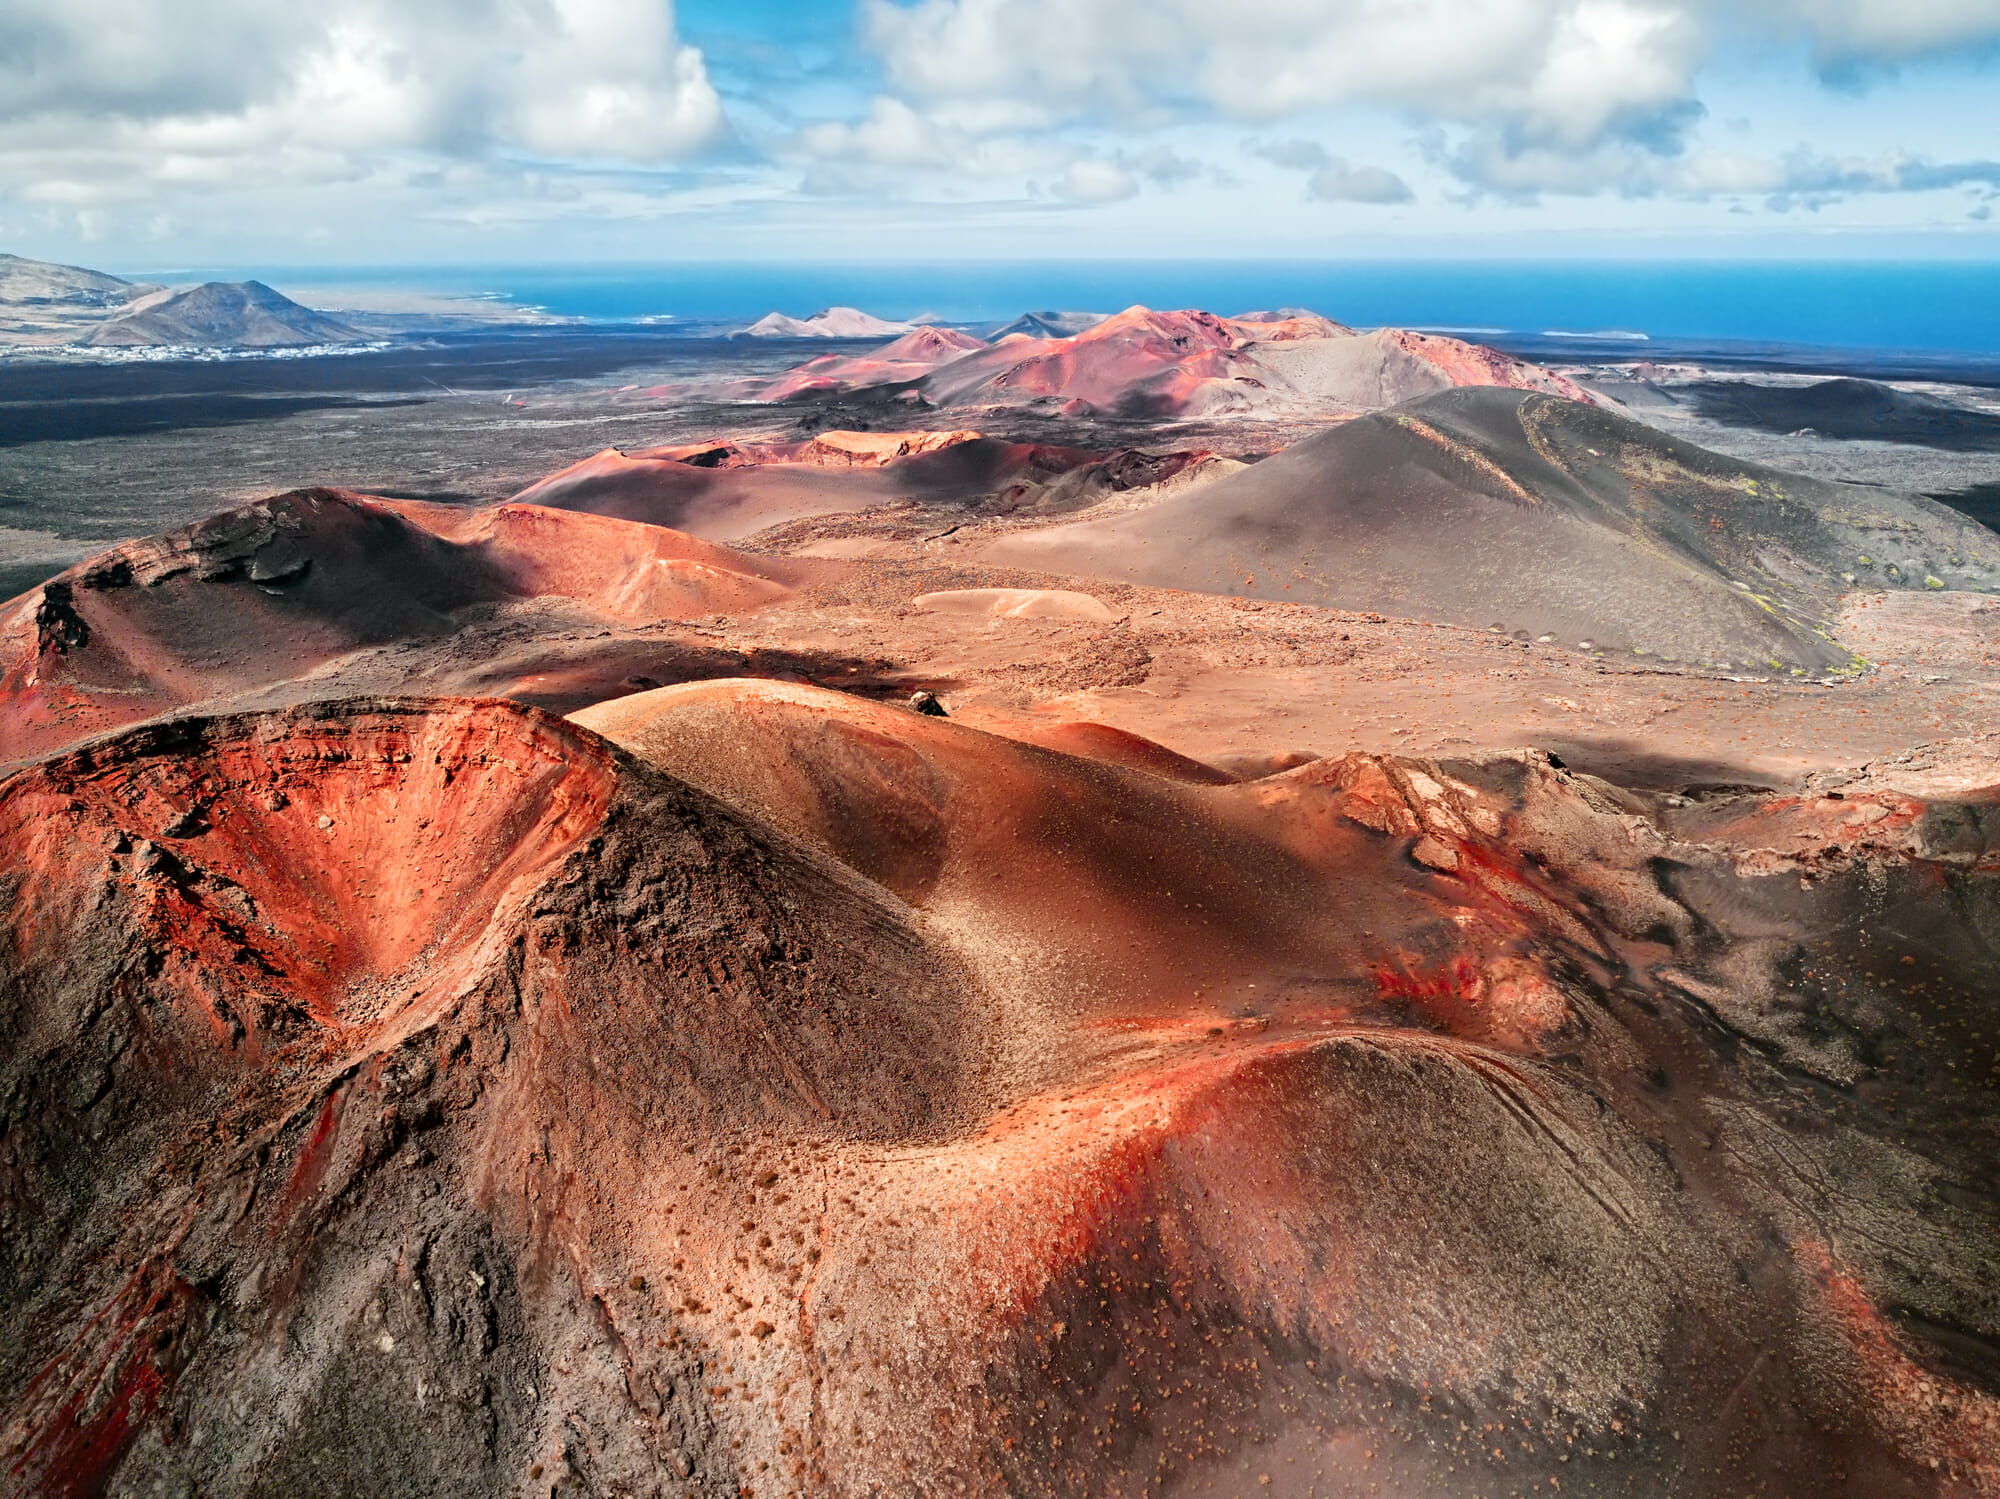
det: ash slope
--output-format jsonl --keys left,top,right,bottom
{"left": 987, "top": 386, "right": 2000, "bottom": 672}
{"left": 1690, "top": 378, "right": 2000, "bottom": 452}
{"left": 509, "top": 431, "right": 1212, "bottom": 536}
{"left": 2, "top": 689, "right": 1997, "bottom": 1497}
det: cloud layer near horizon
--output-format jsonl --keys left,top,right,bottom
{"left": 0, "top": 0, "right": 1995, "bottom": 259}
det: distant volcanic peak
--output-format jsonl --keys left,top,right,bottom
{"left": 990, "top": 308, "right": 1110, "bottom": 339}
{"left": 1374, "top": 327, "right": 1597, "bottom": 404}
{"left": 79, "top": 280, "right": 365, "bottom": 349}
{"left": 0, "top": 253, "right": 162, "bottom": 348}
{"left": 876, "top": 325, "right": 989, "bottom": 361}
{"left": 726, "top": 328, "right": 990, "bottom": 402}
{"left": 910, "top": 305, "right": 1289, "bottom": 419}
{"left": 739, "top": 305, "right": 916, "bottom": 338}
{"left": 1226, "top": 308, "right": 1355, "bottom": 341}
{"left": 0, "top": 251, "right": 141, "bottom": 303}
{"left": 1076, "top": 305, "right": 1244, "bottom": 352}
{"left": 1072, "top": 305, "right": 1352, "bottom": 351}
{"left": 740, "top": 302, "right": 1589, "bottom": 421}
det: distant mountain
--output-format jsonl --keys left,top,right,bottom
{"left": 80, "top": 280, "right": 365, "bottom": 348}
{"left": 738, "top": 306, "right": 915, "bottom": 339}
{"left": 1689, "top": 377, "right": 2000, "bottom": 452}
{"left": 0, "top": 253, "right": 160, "bottom": 345}
{"left": 988, "top": 310, "right": 1108, "bottom": 340}
{"left": 716, "top": 304, "right": 1582, "bottom": 420}
{"left": 986, "top": 385, "right": 2000, "bottom": 671}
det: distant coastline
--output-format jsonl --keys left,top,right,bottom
{"left": 95, "top": 259, "right": 2000, "bottom": 362}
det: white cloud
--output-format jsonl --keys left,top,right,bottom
{"left": 1308, "top": 161, "right": 1416, "bottom": 203}
{"left": 865, "top": 0, "right": 1709, "bottom": 151}
{"left": 1788, "top": 0, "right": 2000, "bottom": 63}
{"left": 1251, "top": 140, "right": 1414, "bottom": 203}
{"left": 1124, "top": 146, "right": 1207, "bottom": 188}
{"left": 0, "top": 0, "right": 723, "bottom": 172}
{"left": 860, "top": 0, "right": 2000, "bottom": 198}
{"left": 1052, "top": 159, "right": 1138, "bottom": 203}
{"left": 800, "top": 96, "right": 962, "bottom": 170}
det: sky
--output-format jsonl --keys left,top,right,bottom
{"left": 0, "top": 0, "right": 1997, "bottom": 268}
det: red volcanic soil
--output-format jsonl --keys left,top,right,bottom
{"left": 1372, "top": 326, "right": 1596, "bottom": 400}
{"left": 6, "top": 688, "right": 1994, "bottom": 1494}
{"left": 920, "top": 306, "right": 1289, "bottom": 418}
{"left": 511, "top": 433, "right": 1212, "bottom": 535}
{"left": 0, "top": 697, "right": 994, "bottom": 1497}
{"left": 0, "top": 490, "right": 808, "bottom": 763}
{"left": 571, "top": 680, "right": 1566, "bottom": 1034}
{"left": 508, "top": 446, "right": 912, "bottom": 537}
{"left": 720, "top": 305, "right": 1595, "bottom": 420}
{"left": 747, "top": 326, "right": 991, "bottom": 402}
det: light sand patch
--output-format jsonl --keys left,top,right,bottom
{"left": 913, "top": 587, "right": 1118, "bottom": 623}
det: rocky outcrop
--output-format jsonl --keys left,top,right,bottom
{"left": 0, "top": 491, "right": 806, "bottom": 764}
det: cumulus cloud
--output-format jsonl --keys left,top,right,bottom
{"left": 799, "top": 96, "right": 961, "bottom": 170}
{"left": 1764, "top": 148, "right": 2000, "bottom": 208}
{"left": 1253, "top": 140, "right": 1338, "bottom": 173}
{"left": 1439, "top": 126, "right": 2000, "bottom": 203}
{"left": 1788, "top": 0, "right": 2000, "bottom": 64}
{"left": 0, "top": 0, "right": 724, "bottom": 172}
{"left": 861, "top": 0, "right": 2000, "bottom": 196}
{"left": 1051, "top": 159, "right": 1138, "bottom": 203}
{"left": 866, "top": 0, "right": 1709, "bottom": 153}
{"left": 1252, "top": 140, "right": 1414, "bottom": 202}
{"left": 1308, "top": 161, "right": 1416, "bottom": 203}
{"left": 1124, "top": 146, "right": 1207, "bottom": 187}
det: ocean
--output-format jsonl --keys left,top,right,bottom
{"left": 125, "top": 259, "right": 2000, "bottom": 363}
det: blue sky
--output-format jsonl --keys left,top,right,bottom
{"left": 0, "top": 0, "right": 1996, "bottom": 266}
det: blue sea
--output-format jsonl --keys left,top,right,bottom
{"left": 119, "top": 259, "right": 2000, "bottom": 364}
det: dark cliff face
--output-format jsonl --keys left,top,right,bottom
{"left": 0, "top": 689, "right": 1993, "bottom": 1497}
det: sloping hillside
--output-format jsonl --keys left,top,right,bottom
{"left": 986, "top": 386, "right": 2000, "bottom": 672}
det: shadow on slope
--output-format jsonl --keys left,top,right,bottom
{"left": 985, "top": 387, "right": 2000, "bottom": 673}
{"left": 1691, "top": 378, "right": 2000, "bottom": 451}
